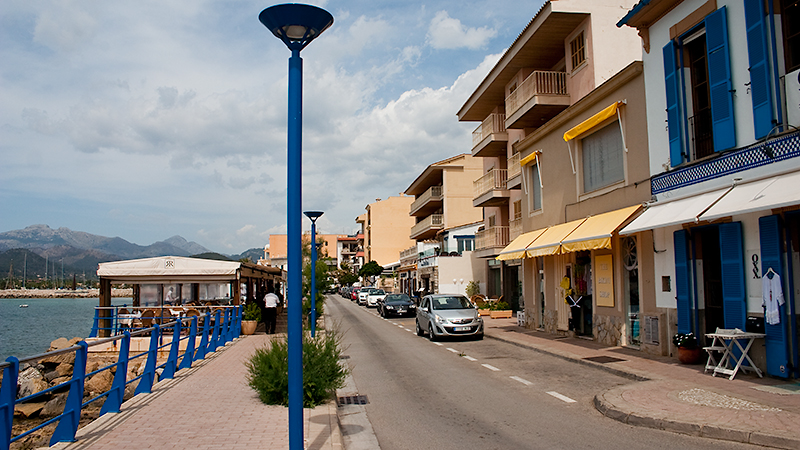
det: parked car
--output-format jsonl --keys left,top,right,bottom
{"left": 350, "top": 288, "right": 359, "bottom": 301}
{"left": 365, "top": 288, "right": 386, "bottom": 307}
{"left": 379, "top": 293, "right": 416, "bottom": 318}
{"left": 416, "top": 294, "right": 483, "bottom": 340}
{"left": 357, "top": 287, "right": 372, "bottom": 305}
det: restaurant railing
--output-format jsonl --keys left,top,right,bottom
{"left": 1, "top": 306, "right": 241, "bottom": 448}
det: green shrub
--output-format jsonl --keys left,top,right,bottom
{"left": 246, "top": 328, "right": 348, "bottom": 408}
{"left": 491, "top": 300, "right": 510, "bottom": 311}
{"left": 243, "top": 302, "right": 261, "bottom": 321}
{"left": 465, "top": 281, "right": 481, "bottom": 297}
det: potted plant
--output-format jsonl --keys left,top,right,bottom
{"left": 489, "top": 300, "right": 513, "bottom": 319}
{"left": 242, "top": 302, "right": 261, "bottom": 335}
{"left": 672, "top": 332, "right": 702, "bottom": 364}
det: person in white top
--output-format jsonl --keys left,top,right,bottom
{"left": 264, "top": 290, "right": 279, "bottom": 334}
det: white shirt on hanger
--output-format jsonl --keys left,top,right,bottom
{"left": 762, "top": 271, "right": 785, "bottom": 326}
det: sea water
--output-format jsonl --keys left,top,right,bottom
{"left": 0, "top": 297, "right": 132, "bottom": 361}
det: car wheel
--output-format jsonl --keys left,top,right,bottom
{"left": 416, "top": 320, "right": 424, "bottom": 336}
{"left": 380, "top": 308, "right": 385, "bottom": 318}
{"left": 428, "top": 324, "right": 437, "bottom": 341}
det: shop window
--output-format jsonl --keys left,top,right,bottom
{"left": 622, "top": 236, "right": 640, "bottom": 346}
{"left": 570, "top": 31, "right": 586, "bottom": 70}
{"left": 580, "top": 122, "right": 624, "bottom": 193}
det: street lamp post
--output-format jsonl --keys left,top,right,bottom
{"left": 258, "top": 5, "right": 333, "bottom": 450}
{"left": 304, "top": 211, "right": 323, "bottom": 337}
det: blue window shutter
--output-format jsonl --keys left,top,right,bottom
{"left": 759, "top": 215, "right": 790, "bottom": 378}
{"left": 718, "top": 222, "right": 746, "bottom": 329}
{"left": 663, "top": 41, "right": 684, "bottom": 166}
{"left": 705, "top": 7, "right": 737, "bottom": 151}
{"left": 744, "top": 0, "right": 775, "bottom": 139}
{"left": 674, "top": 229, "right": 692, "bottom": 333}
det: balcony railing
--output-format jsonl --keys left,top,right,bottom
{"left": 410, "top": 214, "right": 444, "bottom": 238}
{"left": 410, "top": 185, "right": 443, "bottom": 214}
{"left": 505, "top": 70, "right": 568, "bottom": 117}
{"left": 510, "top": 218, "right": 522, "bottom": 241}
{"left": 474, "top": 169, "right": 508, "bottom": 199}
{"left": 475, "top": 226, "right": 510, "bottom": 250}
{"left": 508, "top": 153, "right": 521, "bottom": 180}
{"left": 472, "top": 113, "right": 507, "bottom": 147}
{"left": 400, "top": 246, "right": 419, "bottom": 260}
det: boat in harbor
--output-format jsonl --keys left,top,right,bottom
{"left": 19, "top": 304, "right": 28, "bottom": 308}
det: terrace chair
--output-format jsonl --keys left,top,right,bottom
{"left": 137, "top": 309, "right": 155, "bottom": 328}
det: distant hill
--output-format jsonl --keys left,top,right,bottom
{"left": 0, "top": 225, "right": 216, "bottom": 282}
{"left": 234, "top": 248, "right": 266, "bottom": 263}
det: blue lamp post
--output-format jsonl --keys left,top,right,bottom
{"left": 304, "top": 210, "right": 323, "bottom": 337}
{"left": 258, "top": 5, "right": 333, "bottom": 450}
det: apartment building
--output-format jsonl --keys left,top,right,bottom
{"left": 618, "top": 0, "right": 800, "bottom": 376}
{"left": 266, "top": 233, "right": 344, "bottom": 270}
{"left": 401, "top": 154, "right": 484, "bottom": 296}
{"left": 361, "top": 196, "right": 416, "bottom": 267}
{"left": 336, "top": 234, "right": 363, "bottom": 272}
{"left": 458, "top": 0, "right": 662, "bottom": 351}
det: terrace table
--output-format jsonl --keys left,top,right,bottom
{"left": 704, "top": 328, "right": 765, "bottom": 380}
{"left": 117, "top": 313, "right": 141, "bottom": 327}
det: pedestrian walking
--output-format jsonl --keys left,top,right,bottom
{"left": 264, "top": 290, "right": 279, "bottom": 334}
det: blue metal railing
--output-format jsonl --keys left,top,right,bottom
{"left": 1, "top": 305, "right": 242, "bottom": 447}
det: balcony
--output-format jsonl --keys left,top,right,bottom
{"left": 410, "top": 214, "right": 444, "bottom": 241}
{"left": 510, "top": 218, "right": 522, "bottom": 241}
{"left": 475, "top": 226, "right": 510, "bottom": 258}
{"left": 505, "top": 70, "right": 569, "bottom": 129}
{"left": 409, "top": 185, "right": 443, "bottom": 216}
{"left": 471, "top": 113, "right": 508, "bottom": 158}
{"left": 400, "top": 246, "right": 419, "bottom": 262}
{"left": 507, "top": 153, "right": 521, "bottom": 189}
{"left": 473, "top": 169, "right": 509, "bottom": 207}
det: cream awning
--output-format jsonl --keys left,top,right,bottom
{"left": 619, "top": 188, "right": 730, "bottom": 235}
{"left": 497, "top": 228, "right": 548, "bottom": 261}
{"left": 525, "top": 218, "right": 587, "bottom": 258}
{"left": 699, "top": 172, "right": 800, "bottom": 222}
{"left": 563, "top": 101, "right": 624, "bottom": 142}
{"left": 559, "top": 205, "right": 641, "bottom": 253}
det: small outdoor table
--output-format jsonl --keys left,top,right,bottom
{"left": 703, "top": 328, "right": 765, "bottom": 380}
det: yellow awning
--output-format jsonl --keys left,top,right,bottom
{"left": 496, "top": 228, "right": 548, "bottom": 261}
{"left": 525, "top": 218, "right": 587, "bottom": 258}
{"left": 563, "top": 101, "right": 623, "bottom": 142}
{"left": 519, "top": 151, "right": 539, "bottom": 167}
{"left": 559, "top": 205, "right": 641, "bottom": 253}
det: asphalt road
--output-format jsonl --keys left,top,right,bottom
{"left": 326, "top": 294, "right": 767, "bottom": 450}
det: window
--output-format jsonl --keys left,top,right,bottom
{"left": 513, "top": 200, "right": 522, "bottom": 220}
{"left": 782, "top": 0, "right": 800, "bottom": 72}
{"left": 457, "top": 237, "right": 474, "bottom": 253}
{"left": 570, "top": 32, "right": 586, "bottom": 70}
{"left": 529, "top": 165, "right": 542, "bottom": 212}
{"left": 581, "top": 122, "right": 624, "bottom": 192}
{"left": 663, "top": 7, "right": 735, "bottom": 166}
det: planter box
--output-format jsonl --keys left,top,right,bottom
{"left": 478, "top": 309, "right": 491, "bottom": 316}
{"left": 490, "top": 310, "right": 513, "bottom": 319}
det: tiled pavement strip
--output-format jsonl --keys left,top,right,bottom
{"left": 481, "top": 317, "right": 800, "bottom": 449}
{"left": 49, "top": 334, "right": 342, "bottom": 450}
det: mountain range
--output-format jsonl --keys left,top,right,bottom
{"left": 0, "top": 225, "right": 260, "bottom": 281}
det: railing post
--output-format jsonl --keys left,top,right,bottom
{"left": 180, "top": 317, "right": 197, "bottom": 370}
{"left": 89, "top": 308, "right": 100, "bottom": 338}
{"left": 50, "top": 342, "right": 88, "bottom": 445}
{"left": 236, "top": 305, "right": 243, "bottom": 337}
{"left": 210, "top": 310, "right": 221, "bottom": 352}
{"left": 135, "top": 325, "right": 160, "bottom": 396}
{"left": 222, "top": 308, "right": 230, "bottom": 344}
{"left": 100, "top": 331, "right": 130, "bottom": 416}
{"left": 161, "top": 320, "right": 181, "bottom": 380}
{"left": 1, "top": 357, "right": 20, "bottom": 449}
{"left": 195, "top": 313, "right": 210, "bottom": 361}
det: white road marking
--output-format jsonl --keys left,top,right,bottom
{"left": 510, "top": 376, "right": 533, "bottom": 386}
{"left": 433, "top": 342, "right": 443, "bottom": 346}
{"left": 463, "top": 356, "right": 477, "bottom": 361}
{"left": 446, "top": 347, "right": 459, "bottom": 353}
{"left": 481, "top": 364, "right": 500, "bottom": 371}
{"left": 547, "top": 391, "right": 576, "bottom": 403}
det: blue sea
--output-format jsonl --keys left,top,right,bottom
{"left": 0, "top": 297, "right": 132, "bottom": 361}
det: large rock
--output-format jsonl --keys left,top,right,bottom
{"left": 17, "top": 378, "right": 50, "bottom": 399}
{"left": 14, "top": 402, "right": 46, "bottom": 418}
{"left": 55, "top": 363, "right": 73, "bottom": 378}
{"left": 41, "top": 337, "right": 82, "bottom": 365}
{"left": 84, "top": 370, "right": 114, "bottom": 396}
{"left": 18, "top": 366, "right": 44, "bottom": 383}
{"left": 40, "top": 393, "right": 68, "bottom": 418}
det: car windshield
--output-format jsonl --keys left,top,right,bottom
{"left": 385, "top": 294, "right": 410, "bottom": 303}
{"left": 369, "top": 289, "right": 384, "bottom": 294}
{"left": 430, "top": 296, "right": 473, "bottom": 310}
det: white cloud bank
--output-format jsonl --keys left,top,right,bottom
{"left": 427, "top": 11, "right": 497, "bottom": 50}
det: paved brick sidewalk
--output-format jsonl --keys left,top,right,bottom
{"left": 50, "top": 334, "right": 342, "bottom": 450}
{"left": 484, "top": 317, "right": 800, "bottom": 449}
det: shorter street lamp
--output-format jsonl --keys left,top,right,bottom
{"left": 304, "top": 210, "right": 323, "bottom": 337}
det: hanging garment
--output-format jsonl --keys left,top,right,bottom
{"left": 761, "top": 272, "right": 785, "bottom": 325}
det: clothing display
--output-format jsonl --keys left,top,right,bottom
{"left": 761, "top": 271, "right": 785, "bottom": 325}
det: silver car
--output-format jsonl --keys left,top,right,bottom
{"left": 416, "top": 294, "right": 483, "bottom": 340}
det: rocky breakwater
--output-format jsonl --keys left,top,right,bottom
{"left": 0, "top": 288, "right": 133, "bottom": 299}
{"left": 6, "top": 337, "right": 157, "bottom": 448}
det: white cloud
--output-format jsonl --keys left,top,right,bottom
{"left": 427, "top": 11, "right": 497, "bottom": 50}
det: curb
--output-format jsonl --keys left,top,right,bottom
{"left": 593, "top": 389, "right": 800, "bottom": 450}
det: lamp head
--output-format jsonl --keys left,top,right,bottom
{"left": 304, "top": 210, "right": 324, "bottom": 222}
{"left": 259, "top": 4, "right": 333, "bottom": 51}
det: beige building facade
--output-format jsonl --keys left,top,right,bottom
{"left": 361, "top": 196, "right": 416, "bottom": 267}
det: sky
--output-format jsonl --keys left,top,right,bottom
{"left": 1, "top": 0, "right": 547, "bottom": 255}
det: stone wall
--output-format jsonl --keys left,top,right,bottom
{"left": 594, "top": 314, "right": 624, "bottom": 347}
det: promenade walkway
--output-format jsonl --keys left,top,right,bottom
{"left": 50, "top": 333, "right": 341, "bottom": 450}
{"left": 483, "top": 317, "right": 800, "bottom": 449}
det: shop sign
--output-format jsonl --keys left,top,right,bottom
{"left": 595, "top": 254, "right": 614, "bottom": 307}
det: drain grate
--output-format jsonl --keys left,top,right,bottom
{"left": 582, "top": 355, "right": 626, "bottom": 364}
{"left": 339, "top": 355, "right": 351, "bottom": 359}
{"left": 337, "top": 395, "right": 369, "bottom": 406}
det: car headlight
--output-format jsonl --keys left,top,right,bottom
{"left": 434, "top": 314, "right": 447, "bottom": 324}
{"left": 409, "top": 304, "right": 416, "bottom": 309}
{"left": 386, "top": 305, "right": 394, "bottom": 309}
